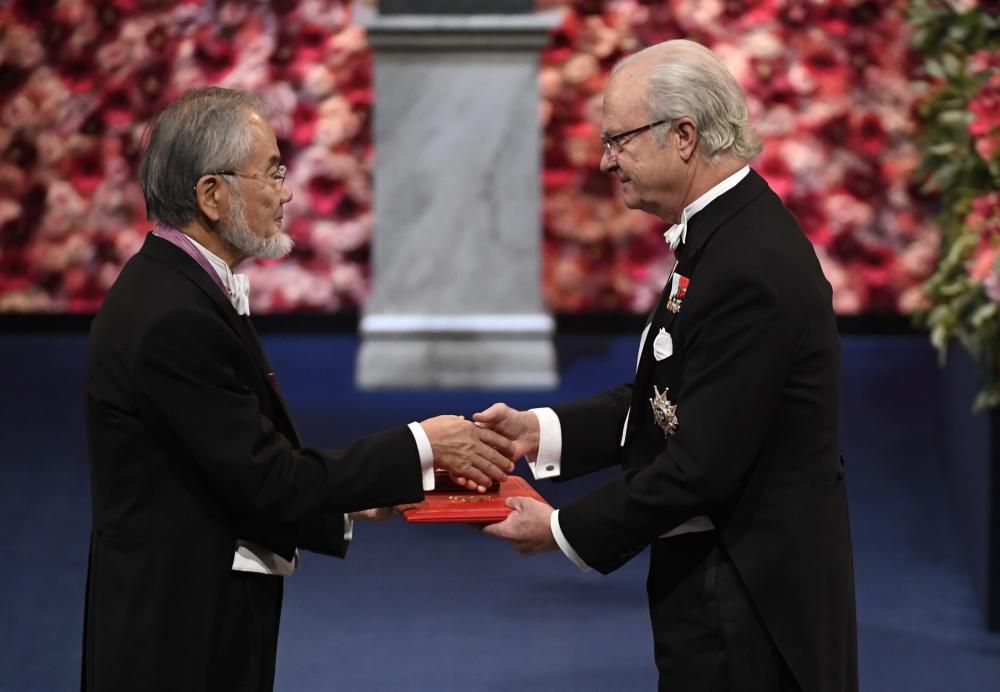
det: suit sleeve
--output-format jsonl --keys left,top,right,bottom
{"left": 559, "top": 261, "right": 796, "bottom": 574}
{"left": 550, "top": 384, "right": 632, "bottom": 481}
{"left": 133, "top": 308, "right": 425, "bottom": 532}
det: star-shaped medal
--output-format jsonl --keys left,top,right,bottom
{"left": 649, "top": 385, "right": 679, "bottom": 438}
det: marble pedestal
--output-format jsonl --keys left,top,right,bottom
{"left": 356, "top": 11, "right": 561, "bottom": 388}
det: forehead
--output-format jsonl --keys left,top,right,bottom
{"left": 602, "top": 69, "right": 648, "bottom": 130}
{"left": 244, "top": 112, "right": 280, "bottom": 164}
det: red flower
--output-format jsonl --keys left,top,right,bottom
{"left": 66, "top": 147, "right": 104, "bottom": 196}
{"left": 850, "top": 112, "right": 890, "bottom": 157}
{"left": 965, "top": 192, "right": 1000, "bottom": 238}
{"left": 969, "top": 73, "right": 1000, "bottom": 162}
{"left": 99, "top": 86, "right": 134, "bottom": 130}
{"left": 192, "top": 27, "right": 237, "bottom": 81}
{"left": 757, "top": 150, "right": 793, "bottom": 200}
{"left": 306, "top": 175, "right": 345, "bottom": 218}
{"left": 0, "top": 65, "right": 30, "bottom": 101}
{"left": 843, "top": 161, "right": 886, "bottom": 201}
{"left": 721, "top": 0, "right": 780, "bottom": 28}
{"left": 269, "top": 0, "right": 300, "bottom": 15}
{"left": 58, "top": 50, "right": 97, "bottom": 94}
{"left": 291, "top": 102, "right": 317, "bottom": 147}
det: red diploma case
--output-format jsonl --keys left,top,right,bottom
{"left": 402, "top": 474, "right": 547, "bottom": 524}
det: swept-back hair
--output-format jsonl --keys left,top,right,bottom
{"left": 139, "top": 87, "right": 268, "bottom": 228}
{"left": 616, "top": 40, "right": 762, "bottom": 163}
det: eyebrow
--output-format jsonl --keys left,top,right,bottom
{"left": 266, "top": 155, "right": 281, "bottom": 170}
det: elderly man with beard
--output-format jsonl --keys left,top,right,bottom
{"left": 82, "top": 87, "right": 515, "bottom": 692}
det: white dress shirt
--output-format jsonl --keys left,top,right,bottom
{"left": 183, "top": 237, "right": 437, "bottom": 575}
{"left": 534, "top": 166, "right": 750, "bottom": 571}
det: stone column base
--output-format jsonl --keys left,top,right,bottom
{"left": 356, "top": 314, "right": 557, "bottom": 388}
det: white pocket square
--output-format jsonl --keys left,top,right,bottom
{"left": 653, "top": 329, "right": 673, "bottom": 361}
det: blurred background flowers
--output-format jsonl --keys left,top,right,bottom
{"left": 0, "top": 0, "right": 941, "bottom": 315}
{"left": 909, "top": 0, "right": 1000, "bottom": 409}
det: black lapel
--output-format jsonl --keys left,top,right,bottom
{"left": 625, "top": 169, "right": 770, "bottom": 440}
{"left": 140, "top": 233, "right": 302, "bottom": 446}
{"left": 239, "top": 315, "right": 302, "bottom": 446}
{"left": 680, "top": 168, "right": 769, "bottom": 264}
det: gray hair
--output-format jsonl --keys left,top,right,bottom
{"left": 617, "top": 40, "right": 762, "bottom": 163}
{"left": 139, "top": 87, "right": 269, "bottom": 229}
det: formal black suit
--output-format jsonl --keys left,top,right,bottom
{"left": 82, "top": 233, "right": 425, "bottom": 691}
{"left": 551, "top": 170, "right": 857, "bottom": 691}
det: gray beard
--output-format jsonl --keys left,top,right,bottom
{"left": 218, "top": 185, "right": 293, "bottom": 261}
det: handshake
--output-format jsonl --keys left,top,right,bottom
{"left": 353, "top": 404, "right": 556, "bottom": 555}
{"left": 419, "top": 402, "right": 540, "bottom": 493}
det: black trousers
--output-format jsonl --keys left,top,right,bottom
{"left": 208, "top": 570, "right": 284, "bottom": 692}
{"left": 647, "top": 532, "right": 800, "bottom": 692}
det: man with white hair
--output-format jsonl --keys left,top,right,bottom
{"left": 83, "top": 87, "right": 515, "bottom": 692}
{"left": 479, "top": 40, "right": 857, "bottom": 692}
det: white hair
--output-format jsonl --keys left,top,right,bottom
{"left": 616, "top": 40, "right": 762, "bottom": 163}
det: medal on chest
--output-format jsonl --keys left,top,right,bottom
{"left": 665, "top": 274, "right": 690, "bottom": 314}
{"left": 649, "top": 385, "right": 679, "bottom": 438}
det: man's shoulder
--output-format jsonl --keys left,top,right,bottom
{"left": 95, "top": 244, "right": 221, "bottom": 341}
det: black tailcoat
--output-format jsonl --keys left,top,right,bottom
{"left": 553, "top": 170, "right": 857, "bottom": 692}
{"left": 82, "top": 234, "right": 425, "bottom": 691}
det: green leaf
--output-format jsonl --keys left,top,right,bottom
{"left": 929, "top": 142, "right": 957, "bottom": 155}
{"left": 942, "top": 52, "right": 963, "bottom": 77}
{"left": 970, "top": 302, "right": 998, "bottom": 329}
{"left": 938, "top": 109, "right": 972, "bottom": 126}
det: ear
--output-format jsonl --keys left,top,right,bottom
{"left": 673, "top": 117, "right": 699, "bottom": 163}
{"left": 193, "top": 175, "right": 226, "bottom": 223}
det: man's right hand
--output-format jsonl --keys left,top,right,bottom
{"left": 472, "top": 403, "right": 540, "bottom": 461}
{"left": 420, "top": 415, "right": 515, "bottom": 492}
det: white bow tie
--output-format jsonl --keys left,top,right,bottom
{"left": 663, "top": 208, "right": 690, "bottom": 250}
{"left": 230, "top": 273, "right": 250, "bottom": 316}
{"left": 663, "top": 222, "right": 683, "bottom": 250}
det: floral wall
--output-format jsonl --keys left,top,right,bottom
{"left": 0, "top": 0, "right": 937, "bottom": 314}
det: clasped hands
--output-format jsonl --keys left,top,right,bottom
{"left": 355, "top": 404, "right": 558, "bottom": 556}
{"left": 352, "top": 409, "right": 517, "bottom": 520}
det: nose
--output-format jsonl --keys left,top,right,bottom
{"left": 280, "top": 182, "right": 293, "bottom": 204}
{"left": 599, "top": 147, "right": 617, "bottom": 174}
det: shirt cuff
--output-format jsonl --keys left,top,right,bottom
{"left": 550, "top": 510, "right": 591, "bottom": 572}
{"left": 408, "top": 421, "right": 436, "bottom": 491}
{"left": 343, "top": 514, "right": 354, "bottom": 541}
{"left": 528, "top": 407, "right": 561, "bottom": 479}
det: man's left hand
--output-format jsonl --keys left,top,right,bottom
{"left": 482, "top": 497, "right": 557, "bottom": 555}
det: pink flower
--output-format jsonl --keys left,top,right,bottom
{"left": 969, "top": 73, "right": 1000, "bottom": 162}
{"left": 969, "top": 49, "right": 1000, "bottom": 74}
{"left": 969, "top": 243, "right": 998, "bottom": 282}
{"left": 965, "top": 192, "right": 1000, "bottom": 238}
{"left": 984, "top": 273, "right": 1000, "bottom": 304}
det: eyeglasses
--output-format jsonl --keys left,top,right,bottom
{"left": 602, "top": 120, "right": 670, "bottom": 157}
{"left": 212, "top": 164, "right": 287, "bottom": 189}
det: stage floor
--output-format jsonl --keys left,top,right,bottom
{"left": 2, "top": 332, "right": 998, "bottom": 691}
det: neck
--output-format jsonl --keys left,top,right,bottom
{"left": 178, "top": 220, "right": 245, "bottom": 270}
{"left": 670, "top": 153, "right": 747, "bottom": 222}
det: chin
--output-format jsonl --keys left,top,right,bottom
{"left": 257, "top": 232, "right": 294, "bottom": 260}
